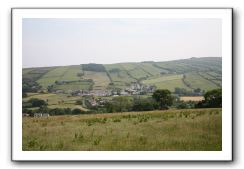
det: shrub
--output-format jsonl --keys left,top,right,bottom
{"left": 72, "top": 108, "right": 84, "bottom": 115}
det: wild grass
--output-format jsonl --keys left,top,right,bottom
{"left": 23, "top": 108, "right": 222, "bottom": 151}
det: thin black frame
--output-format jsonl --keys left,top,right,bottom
{"left": 11, "top": 7, "right": 234, "bottom": 162}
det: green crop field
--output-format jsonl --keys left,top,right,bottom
{"left": 23, "top": 108, "right": 222, "bottom": 151}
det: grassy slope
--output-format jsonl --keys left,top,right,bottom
{"left": 24, "top": 57, "right": 222, "bottom": 91}
{"left": 37, "top": 66, "right": 69, "bottom": 88}
{"left": 23, "top": 108, "right": 222, "bottom": 151}
{"left": 142, "top": 74, "right": 192, "bottom": 92}
{"left": 184, "top": 72, "right": 219, "bottom": 91}
{"left": 59, "top": 65, "right": 82, "bottom": 81}
{"left": 83, "top": 71, "right": 111, "bottom": 90}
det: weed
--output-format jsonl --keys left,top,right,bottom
{"left": 93, "top": 136, "right": 102, "bottom": 145}
{"left": 28, "top": 138, "right": 38, "bottom": 148}
{"left": 41, "top": 122, "right": 47, "bottom": 127}
{"left": 56, "top": 142, "right": 64, "bottom": 149}
{"left": 126, "top": 132, "right": 130, "bottom": 138}
{"left": 113, "top": 118, "right": 121, "bottom": 122}
{"left": 139, "top": 136, "right": 147, "bottom": 145}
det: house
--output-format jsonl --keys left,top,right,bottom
{"left": 34, "top": 113, "right": 50, "bottom": 118}
{"left": 55, "top": 90, "right": 64, "bottom": 94}
{"left": 34, "top": 113, "right": 43, "bottom": 117}
{"left": 42, "top": 113, "right": 50, "bottom": 117}
{"left": 22, "top": 113, "right": 30, "bottom": 117}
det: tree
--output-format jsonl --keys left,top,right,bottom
{"left": 152, "top": 89, "right": 173, "bottom": 109}
{"left": 28, "top": 98, "right": 47, "bottom": 107}
{"left": 204, "top": 88, "right": 222, "bottom": 108}
{"left": 132, "top": 98, "right": 156, "bottom": 111}
{"left": 195, "top": 88, "right": 222, "bottom": 108}
{"left": 194, "top": 88, "right": 201, "bottom": 93}
{"left": 72, "top": 108, "right": 83, "bottom": 115}
{"left": 112, "top": 96, "right": 133, "bottom": 112}
{"left": 38, "top": 105, "right": 49, "bottom": 113}
{"left": 77, "top": 72, "right": 84, "bottom": 78}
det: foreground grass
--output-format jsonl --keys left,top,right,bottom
{"left": 23, "top": 108, "right": 222, "bottom": 151}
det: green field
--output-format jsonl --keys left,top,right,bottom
{"left": 23, "top": 57, "right": 222, "bottom": 92}
{"left": 83, "top": 71, "right": 111, "bottom": 90}
{"left": 59, "top": 65, "right": 82, "bottom": 81}
{"left": 184, "top": 72, "right": 219, "bottom": 91}
{"left": 142, "top": 74, "right": 191, "bottom": 91}
{"left": 23, "top": 108, "right": 222, "bottom": 151}
{"left": 23, "top": 93, "right": 86, "bottom": 110}
{"left": 53, "top": 81, "right": 92, "bottom": 91}
{"left": 37, "top": 66, "right": 69, "bottom": 88}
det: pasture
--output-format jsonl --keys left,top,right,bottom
{"left": 37, "top": 66, "right": 69, "bottom": 88}
{"left": 23, "top": 93, "right": 86, "bottom": 111}
{"left": 184, "top": 72, "right": 219, "bottom": 91}
{"left": 142, "top": 74, "right": 191, "bottom": 91}
{"left": 83, "top": 71, "right": 111, "bottom": 90}
{"left": 23, "top": 108, "right": 222, "bottom": 151}
{"left": 23, "top": 57, "right": 222, "bottom": 92}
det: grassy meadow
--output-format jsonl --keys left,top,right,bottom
{"left": 23, "top": 108, "right": 222, "bottom": 151}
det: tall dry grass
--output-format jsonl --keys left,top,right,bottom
{"left": 23, "top": 108, "right": 222, "bottom": 151}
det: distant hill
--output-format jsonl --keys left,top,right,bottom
{"left": 23, "top": 57, "right": 222, "bottom": 92}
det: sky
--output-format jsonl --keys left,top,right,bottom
{"left": 22, "top": 18, "right": 222, "bottom": 68}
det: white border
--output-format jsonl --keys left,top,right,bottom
{"left": 12, "top": 8, "right": 232, "bottom": 161}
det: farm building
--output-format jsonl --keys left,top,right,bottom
{"left": 34, "top": 113, "right": 50, "bottom": 117}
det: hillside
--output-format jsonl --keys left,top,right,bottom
{"left": 23, "top": 57, "right": 222, "bottom": 93}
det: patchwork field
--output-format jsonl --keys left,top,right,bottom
{"left": 23, "top": 108, "right": 222, "bottom": 151}
{"left": 23, "top": 57, "right": 222, "bottom": 92}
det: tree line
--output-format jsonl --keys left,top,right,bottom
{"left": 22, "top": 88, "right": 222, "bottom": 116}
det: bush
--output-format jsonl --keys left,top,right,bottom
{"left": 132, "top": 98, "right": 156, "bottom": 111}
{"left": 72, "top": 108, "right": 84, "bottom": 115}
{"left": 28, "top": 98, "right": 47, "bottom": 107}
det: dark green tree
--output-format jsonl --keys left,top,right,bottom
{"left": 152, "top": 89, "right": 173, "bottom": 109}
{"left": 28, "top": 98, "right": 47, "bottom": 107}
{"left": 195, "top": 88, "right": 222, "bottom": 108}
{"left": 204, "top": 88, "right": 222, "bottom": 107}
{"left": 72, "top": 108, "right": 83, "bottom": 115}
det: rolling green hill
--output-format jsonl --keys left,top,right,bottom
{"left": 23, "top": 57, "right": 222, "bottom": 92}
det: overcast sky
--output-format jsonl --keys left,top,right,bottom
{"left": 23, "top": 18, "right": 221, "bottom": 68}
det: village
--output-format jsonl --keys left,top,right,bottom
{"left": 54, "top": 82, "right": 156, "bottom": 97}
